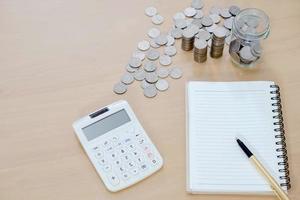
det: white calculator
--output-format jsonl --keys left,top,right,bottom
{"left": 72, "top": 100, "right": 163, "bottom": 192}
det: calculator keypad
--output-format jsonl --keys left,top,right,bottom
{"left": 91, "top": 126, "right": 161, "bottom": 187}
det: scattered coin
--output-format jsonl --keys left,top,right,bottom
{"left": 170, "top": 67, "right": 183, "bottom": 79}
{"left": 196, "top": 29, "right": 211, "bottom": 40}
{"left": 159, "top": 55, "right": 172, "bottom": 66}
{"left": 143, "top": 85, "right": 157, "bottom": 98}
{"left": 155, "top": 79, "right": 169, "bottom": 91}
{"left": 220, "top": 8, "right": 232, "bottom": 18}
{"left": 141, "top": 79, "right": 152, "bottom": 89}
{"left": 150, "top": 39, "right": 160, "bottom": 48}
{"left": 145, "top": 72, "right": 159, "bottom": 83}
{"left": 229, "top": 5, "right": 240, "bottom": 16}
{"left": 148, "top": 28, "right": 161, "bottom": 38}
{"left": 121, "top": 73, "right": 134, "bottom": 85}
{"left": 113, "top": 82, "right": 127, "bottom": 94}
{"left": 144, "top": 61, "right": 157, "bottom": 72}
{"left": 157, "top": 67, "right": 169, "bottom": 78}
{"left": 191, "top": 0, "right": 204, "bottom": 9}
{"left": 186, "top": 24, "right": 200, "bottom": 35}
{"left": 133, "top": 69, "right": 146, "bottom": 81}
{"left": 146, "top": 49, "right": 160, "bottom": 60}
{"left": 154, "top": 34, "right": 168, "bottom": 45}
{"left": 129, "top": 57, "right": 142, "bottom": 68}
{"left": 173, "top": 12, "right": 186, "bottom": 21}
{"left": 209, "top": 14, "right": 221, "bottom": 24}
{"left": 192, "top": 19, "right": 203, "bottom": 28}
{"left": 170, "top": 28, "right": 183, "bottom": 39}
{"left": 166, "top": 35, "right": 175, "bottom": 46}
{"left": 175, "top": 19, "right": 188, "bottom": 29}
{"left": 239, "top": 46, "right": 256, "bottom": 62}
{"left": 193, "top": 10, "right": 204, "bottom": 19}
{"left": 186, "top": 18, "right": 193, "bottom": 26}
{"left": 201, "top": 16, "right": 213, "bottom": 27}
{"left": 145, "top": 6, "right": 157, "bottom": 17}
{"left": 126, "top": 64, "right": 137, "bottom": 73}
{"left": 224, "top": 17, "right": 234, "bottom": 29}
{"left": 152, "top": 14, "right": 164, "bottom": 25}
{"left": 206, "top": 23, "right": 218, "bottom": 33}
{"left": 138, "top": 40, "right": 150, "bottom": 51}
{"left": 132, "top": 50, "right": 145, "bottom": 60}
{"left": 184, "top": 7, "right": 197, "bottom": 17}
{"left": 164, "top": 46, "right": 177, "bottom": 56}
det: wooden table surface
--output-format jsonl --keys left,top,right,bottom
{"left": 1, "top": 0, "right": 299, "bottom": 199}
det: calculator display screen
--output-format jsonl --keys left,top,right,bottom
{"left": 82, "top": 109, "right": 131, "bottom": 141}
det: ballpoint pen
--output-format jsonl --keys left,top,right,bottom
{"left": 236, "top": 138, "right": 290, "bottom": 200}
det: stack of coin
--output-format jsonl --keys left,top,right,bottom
{"left": 193, "top": 39, "right": 208, "bottom": 63}
{"left": 181, "top": 29, "right": 195, "bottom": 51}
{"left": 210, "top": 27, "right": 226, "bottom": 58}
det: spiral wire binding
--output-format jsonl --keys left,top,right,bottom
{"left": 270, "top": 85, "right": 291, "bottom": 189}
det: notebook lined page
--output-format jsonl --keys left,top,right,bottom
{"left": 187, "top": 81, "right": 281, "bottom": 194}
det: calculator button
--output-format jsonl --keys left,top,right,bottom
{"left": 127, "top": 142, "right": 136, "bottom": 151}
{"left": 142, "top": 145, "right": 152, "bottom": 153}
{"left": 146, "top": 152, "right": 155, "bottom": 160}
{"left": 103, "top": 164, "right": 112, "bottom": 172}
{"left": 131, "top": 150, "right": 140, "bottom": 157}
{"left": 126, "top": 161, "right": 136, "bottom": 169}
{"left": 130, "top": 168, "right": 139, "bottom": 175}
{"left": 107, "top": 173, "right": 120, "bottom": 186}
{"left": 150, "top": 158, "right": 159, "bottom": 166}
{"left": 108, "top": 151, "right": 118, "bottom": 160}
{"left": 137, "top": 137, "right": 147, "bottom": 145}
{"left": 123, "top": 137, "right": 132, "bottom": 144}
{"left": 91, "top": 146, "right": 101, "bottom": 152}
{"left": 140, "top": 163, "right": 149, "bottom": 171}
{"left": 121, "top": 154, "right": 131, "bottom": 162}
{"left": 116, "top": 166, "right": 126, "bottom": 174}
{"left": 98, "top": 158, "right": 107, "bottom": 165}
{"left": 113, "top": 159, "right": 122, "bottom": 166}
{"left": 121, "top": 172, "right": 130, "bottom": 180}
{"left": 117, "top": 148, "right": 127, "bottom": 155}
{"left": 135, "top": 156, "right": 145, "bottom": 164}
{"left": 102, "top": 140, "right": 111, "bottom": 148}
{"left": 94, "top": 151, "right": 104, "bottom": 159}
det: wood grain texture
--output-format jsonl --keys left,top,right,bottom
{"left": 0, "top": 0, "right": 299, "bottom": 199}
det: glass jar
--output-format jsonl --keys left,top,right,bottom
{"left": 229, "top": 8, "right": 270, "bottom": 68}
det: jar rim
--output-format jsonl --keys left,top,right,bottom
{"left": 233, "top": 8, "right": 270, "bottom": 41}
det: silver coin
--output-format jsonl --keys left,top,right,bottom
{"left": 209, "top": 14, "right": 221, "bottom": 24}
{"left": 129, "top": 57, "right": 142, "bottom": 68}
{"left": 132, "top": 50, "right": 145, "bottom": 60}
{"left": 213, "top": 26, "right": 227, "bottom": 38}
{"left": 184, "top": 7, "right": 197, "bottom": 17}
{"left": 191, "top": 0, "right": 204, "bottom": 9}
{"left": 152, "top": 14, "right": 164, "bottom": 25}
{"left": 182, "top": 29, "right": 195, "bottom": 38}
{"left": 145, "top": 72, "right": 159, "bottom": 83}
{"left": 225, "top": 36, "right": 231, "bottom": 45}
{"left": 121, "top": 73, "right": 134, "bottom": 85}
{"left": 113, "top": 82, "right": 127, "bottom": 94}
{"left": 196, "top": 29, "right": 211, "bottom": 40}
{"left": 146, "top": 49, "right": 160, "bottom": 60}
{"left": 251, "top": 42, "right": 262, "bottom": 57}
{"left": 147, "top": 27, "right": 160, "bottom": 38}
{"left": 150, "top": 39, "right": 160, "bottom": 48}
{"left": 194, "top": 39, "right": 207, "bottom": 49}
{"left": 133, "top": 69, "right": 146, "bottom": 81}
{"left": 201, "top": 16, "right": 213, "bottom": 27}
{"left": 145, "top": 6, "right": 157, "bottom": 17}
{"left": 137, "top": 40, "right": 150, "bottom": 51}
{"left": 144, "top": 85, "right": 157, "bottom": 98}
{"left": 170, "top": 67, "right": 183, "bottom": 79}
{"left": 164, "top": 46, "right": 177, "bottom": 56}
{"left": 229, "top": 5, "right": 240, "bottom": 16}
{"left": 154, "top": 34, "right": 168, "bottom": 45}
{"left": 193, "top": 10, "right": 204, "bottom": 19}
{"left": 126, "top": 64, "right": 137, "bottom": 73}
{"left": 155, "top": 79, "right": 169, "bottom": 91}
{"left": 220, "top": 8, "right": 232, "bottom": 18}
{"left": 175, "top": 19, "right": 188, "bottom": 29}
{"left": 209, "top": 6, "right": 220, "bottom": 15}
{"left": 170, "top": 28, "right": 183, "bottom": 39}
{"left": 186, "top": 24, "right": 200, "bottom": 35}
{"left": 144, "top": 61, "right": 157, "bottom": 72}
{"left": 186, "top": 18, "right": 193, "bottom": 26}
{"left": 141, "top": 79, "right": 152, "bottom": 89}
{"left": 173, "top": 12, "right": 186, "bottom": 21}
{"left": 157, "top": 67, "right": 169, "bottom": 78}
{"left": 239, "top": 46, "right": 256, "bottom": 61}
{"left": 205, "top": 23, "right": 218, "bottom": 33}
{"left": 191, "top": 19, "right": 203, "bottom": 28}
{"left": 159, "top": 55, "right": 172, "bottom": 66}
{"left": 224, "top": 17, "right": 234, "bottom": 29}
{"left": 166, "top": 35, "right": 175, "bottom": 46}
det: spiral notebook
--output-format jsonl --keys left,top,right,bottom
{"left": 186, "top": 81, "right": 290, "bottom": 194}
